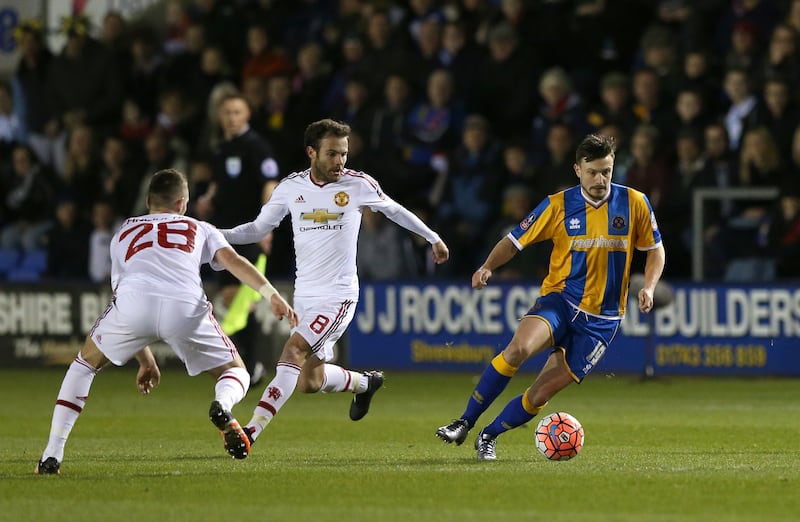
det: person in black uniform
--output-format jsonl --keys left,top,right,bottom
{"left": 196, "top": 93, "right": 282, "bottom": 384}
{"left": 196, "top": 94, "right": 279, "bottom": 226}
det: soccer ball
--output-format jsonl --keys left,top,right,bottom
{"left": 534, "top": 412, "right": 584, "bottom": 461}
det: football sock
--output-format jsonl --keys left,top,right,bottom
{"left": 461, "top": 353, "right": 518, "bottom": 427}
{"left": 214, "top": 367, "right": 250, "bottom": 412}
{"left": 246, "top": 361, "right": 300, "bottom": 440}
{"left": 320, "top": 364, "right": 367, "bottom": 393}
{"left": 483, "top": 392, "right": 547, "bottom": 437}
{"left": 42, "top": 355, "right": 99, "bottom": 462}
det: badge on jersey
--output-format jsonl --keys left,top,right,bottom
{"left": 225, "top": 157, "right": 242, "bottom": 178}
{"left": 520, "top": 212, "right": 536, "bottom": 230}
{"left": 261, "top": 157, "right": 279, "bottom": 179}
{"left": 650, "top": 211, "right": 659, "bottom": 232}
{"left": 334, "top": 191, "right": 350, "bottom": 207}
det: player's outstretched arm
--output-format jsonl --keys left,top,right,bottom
{"left": 135, "top": 346, "right": 161, "bottom": 395}
{"left": 265, "top": 293, "right": 299, "bottom": 327}
{"left": 377, "top": 200, "right": 448, "bottom": 263}
{"left": 638, "top": 244, "right": 666, "bottom": 313}
{"left": 432, "top": 240, "right": 450, "bottom": 264}
{"left": 213, "top": 247, "right": 299, "bottom": 327}
{"left": 221, "top": 197, "right": 286, "bottom": 245}
{"left": 472, "top": 237, "right": 518, "bottom": 289}
{"left": 220, "top": 220, "right": 274, "bottom": 245}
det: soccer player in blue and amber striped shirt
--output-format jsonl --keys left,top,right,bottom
{"left": 436, "top": 134, "right": 666, "bottom": 460}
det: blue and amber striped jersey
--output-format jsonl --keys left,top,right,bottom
{"left": 508, "top": 183, "right": 662, "bottom": 318}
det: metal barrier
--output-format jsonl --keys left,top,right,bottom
{"left": 691, "top": 186, "right": 779, "bottom": 281}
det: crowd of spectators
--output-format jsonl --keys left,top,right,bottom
{"left": 1, "top": 0, "right": 800, "bottom": 284}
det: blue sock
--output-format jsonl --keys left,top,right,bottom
{"left": 461, "top": 354, "right": 516, "bottom": 427}
{"left": 483, "top": 394, "right": 534, "bottom": 437}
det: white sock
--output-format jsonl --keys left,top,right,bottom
{"left": 214, "top": 367, "right": 250, "bottom": 412}
{"left": 320, "top": 364, "right": 368, "bottom": 393}
{"left": 42, "top": 355, "right": 99, "bottom": 463}
{"left": 246, "top": 362, "right": 300, "bottom": 440}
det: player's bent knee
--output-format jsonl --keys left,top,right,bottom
{"left": 297, "top": 378, "right": 321, "bottom": 393}
{"left": 503, "top": 342, "right": 536, "bottom": 366}
{"left": 280, "top": 345, "right": 308, "bottom": 365}
{"left": 80, "top": 337, "right": 108, "bottom": 369}
{"left": 230, "top": 354, "right": 247, "bottom": 369}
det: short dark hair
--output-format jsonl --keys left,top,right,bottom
{"left": 217, "top": 93, "right": 250, "bottom": 112}
{"left": 575, "top": 134, "right": 616, "bottom": 164}
{"left": 304, "top": 119, "right": 351, "bottom": 151}
{"left": 148, "top": 169, "right": 188, "bottom": 209}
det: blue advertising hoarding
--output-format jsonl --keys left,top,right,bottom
{"left": 348, "top": 282, "right": 800, "bottom": 376}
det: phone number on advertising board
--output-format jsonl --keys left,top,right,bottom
{"left": 656, "top": 343, "right": 767, "bottom": 367}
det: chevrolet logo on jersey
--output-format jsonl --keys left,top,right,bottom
{"left": 300, "top": 208, "right": 344, "bottom": 223}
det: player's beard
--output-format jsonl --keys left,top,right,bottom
{"left": 312, "top": 159, "right": 342, "bottom": 183}
{"left": 587, "top": 185, "right": 608, "bottom": 202}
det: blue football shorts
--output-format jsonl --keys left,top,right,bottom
{"left": 526, "top": 292, "right": 620, "bottom": 382}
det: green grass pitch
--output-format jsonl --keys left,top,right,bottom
{"left": 2, "top": 368, "right": 799, "bottom": 521}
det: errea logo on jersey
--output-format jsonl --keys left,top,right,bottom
{"left": 569, "top": 218, "right": 581, "bottom": 230}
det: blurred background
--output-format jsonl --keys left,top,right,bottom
{"left": 0, "top": 0, "right": 798, "bottom": 378}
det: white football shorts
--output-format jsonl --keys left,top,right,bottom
{"left": 292, "top": 296, "right": 357, "bottom": 362}
{"left": 89, "top": 292, "right": 239, "bottom": 376}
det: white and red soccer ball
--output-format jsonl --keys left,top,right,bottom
{"left": 534, "top": 412, "right": 584, "bottom": 461}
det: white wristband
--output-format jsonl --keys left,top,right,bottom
{"left": 258, "top": 282, "right": 279, "bottom": 300}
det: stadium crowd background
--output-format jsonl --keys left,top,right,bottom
{"left": 1, "top": 0, "right": 800, "bottom": 285}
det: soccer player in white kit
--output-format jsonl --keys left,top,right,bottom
{"left": 222, "top": 119, "right": 449, "bottom": 448}
{"left": 35, "top": 169, "right": 298, "bottom": 474}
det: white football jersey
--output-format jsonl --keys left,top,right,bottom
{"left": 223, "top": 168, "right": 440, "bottom": 299}
{"left": 110, "top": 213, "right": 229, "bottom": 301}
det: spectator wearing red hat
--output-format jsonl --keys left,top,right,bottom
{"left": 725, "top": 20, "right": 761, "bottom": 75}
